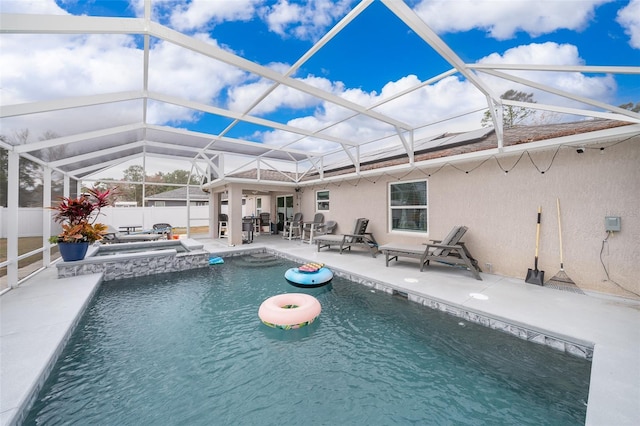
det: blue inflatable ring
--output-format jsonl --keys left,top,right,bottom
{"left": 285, "top": 266, "right": 333, "bottom": 288}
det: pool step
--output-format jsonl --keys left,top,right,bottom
{"left": 234, "top": 254, "right": 283, "bottom": 268}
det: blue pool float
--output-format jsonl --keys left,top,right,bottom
{"left": 285, "top": 263, "right": 333, "bottom": 288}
{"left": 209, "top": 256, "right": 224, "bottom": 265}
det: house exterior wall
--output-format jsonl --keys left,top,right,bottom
{"left": 300, "top": 140, "right": 639, "bottom": 298}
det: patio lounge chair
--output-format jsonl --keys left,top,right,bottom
{"left": 378, "top": 226, "right": 482, "bottom": 280}
{"left": 282, "top": 212, "right": 303, "bottom": 240}
{"left": 315, "top": 218, "right": 378, "bottom": 257}
{"left": 301, "top": 213, "right": 324, "bottom": 243}
{"left": 103, "top": 225, "right": 163, "bottom": 243}
{"left": 313, "top": 220, "right": 337, "bottom": 238}
{"left": 152, "top": 223, "right": 172, "bottom": 238}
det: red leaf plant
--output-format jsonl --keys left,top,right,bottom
{"left": 49, "top": 187, "right": 118, "bottom": 243}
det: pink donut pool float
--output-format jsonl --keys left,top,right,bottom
{"left": 258, "top": 293, "right": 322, "bottom": 330}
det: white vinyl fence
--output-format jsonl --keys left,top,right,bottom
{"left": 0, "top": 206, "right": 211, "bottom": 238}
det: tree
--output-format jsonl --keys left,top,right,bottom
{"left": 117, "top": 167, "right": 193, "bottom": 204}
{"left": 0, "top": 130, "right": 44, "bottom": 207}
{"left": 619, "top": 101, "right": 640, "bottom": 113}
{"left": 162, "top": 169, "right": 191, "bottom": 185}
{"left": 481, "top": 90, "right": 537, "bottom": 128}
{"left": 122, "top": 165, "right": 145, "bottom": 182}
{"left": 144, "top": 170, "right": 192, "bottom": 196}
{"left": 120, "top": 165, "right": 145, "bottom": 204}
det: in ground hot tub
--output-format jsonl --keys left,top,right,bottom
{"left": 56, "top": 239, "right": 210, "bottom": 280}
{"left": 91, "top": 239, "right": 191, "bottom": 256}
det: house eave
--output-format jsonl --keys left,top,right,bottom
{"left": 201, "top": 123, "right": 640, "bottom": 190}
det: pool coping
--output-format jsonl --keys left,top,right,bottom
{"left": 1, "top": 271, "right": 103, "bottom": 426}
{"left": 222, "top": 248, "right": 594, "bottom": 359}
{"left": 2, "top": 242, "right": 639, "bottom": 425}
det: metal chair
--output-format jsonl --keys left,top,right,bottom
{"left": 152, "top": 223, "right": 173, "bottom": 239}
{"left": 260, "top": 212, "right": 271, "bottom": 233}
{"left": 282, "top": 212, "right": 303, "bottom": 240}
{"left": 301, "top": 213, "right": 325, "bottom": 244}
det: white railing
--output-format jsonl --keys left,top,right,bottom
{"left": 0, "top": 206, "right": 211, "bottom": 238}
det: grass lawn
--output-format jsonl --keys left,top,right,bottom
{"left": 1, "top": 236, "right": 59, "bottom": 278}
{"left": 172, "top": 226, "right": 209, "bottom": 235}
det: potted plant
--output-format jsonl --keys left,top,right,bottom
{"left": 49, "top": 187, "right": 116, "bottom": 261}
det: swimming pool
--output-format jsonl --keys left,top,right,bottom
{"left": 25, "top": 255, "right": 591, "bottom": 425}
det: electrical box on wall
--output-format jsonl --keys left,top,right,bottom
{"left": 605, "top": 216, "right": 621, "bottom": 232}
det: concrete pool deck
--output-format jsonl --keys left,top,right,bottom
{"left": 1, "top": 234, "right": 639, "bottom": 425}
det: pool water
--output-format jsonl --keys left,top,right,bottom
{"left": 25, "top": 255, "right": 591, "bottom": 425}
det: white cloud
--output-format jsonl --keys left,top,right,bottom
{"left": 413, "top": 0, "right": 610, "bottom": 39}
{"left": 1, "top": 0, "right": 69, "bottom": 14}
{"left": 1, "top": 32, "right": 140, "bottom": 140}
{"left": 261, "top": 0, "right": 353, "bottom": 41}
{"left": 0, "top": 0, "right": 623, "bottom": 163}
{"left": 617, "top": 0, "right": 640, "bottom": 49}
{"left": 226, "top": 73, "right": 340, "bottom": 115}
{"left": 256, "top": 73, "right": 487, "bottom": 153}
{"left": 147, "top": 33, "right": 247, "bottom": 103}
{"left": 0, "top": 30, "right": 248, "bottom": 138}
{"left": 477, "top": 42, "right": 616, "bottom": 106}
{"left": 376, "top": 75, "right": 485, "bottom": 126}
{"left": 253, "top": 42, "right": 620, "bottom": 154}
{"left": 169, "top": 0, "right": 260, "bottom": 31}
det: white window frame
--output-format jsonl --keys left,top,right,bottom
{"left": 316, "top": 190, "right": 330, "bottom": 211}
{"left": 388, "top": 179, "right": 428, "bottom": 234}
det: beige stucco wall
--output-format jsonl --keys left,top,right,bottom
{"left": 299, "top": 140, "right": 639, "bottom": 298}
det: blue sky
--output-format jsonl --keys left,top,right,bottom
{"left": 1, "top": 0, "right": 639, "bottom": 159}
{"left": 49, "top": 0, "right": 639, "bottom": 92}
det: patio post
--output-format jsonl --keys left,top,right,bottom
{"left": 227, "top": 185, "right": 243, "bottom": 246}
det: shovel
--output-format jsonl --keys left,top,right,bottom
{"left": 525, "top": 206, "right": 545, "bottom": 285}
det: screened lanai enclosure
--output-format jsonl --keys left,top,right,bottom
{"left": 1, "top": 0, "right": 639, "bottom": 290}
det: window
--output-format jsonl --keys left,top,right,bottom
{"left": 316, "top": 190, "right": 329, "bottom": 211}
{"left": 389, "top": 180, "right": 427, "bottom": 233}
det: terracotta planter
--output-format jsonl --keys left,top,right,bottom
{"left": 58, "top": 242, "right": 90, "bottom": 262}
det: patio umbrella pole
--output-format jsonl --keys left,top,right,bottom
{"left": 544, "top": 198, "right": 584, "bottom": 294}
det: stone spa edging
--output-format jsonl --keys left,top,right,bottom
{"left": 56, "top": 239, "right": 210, "bottom": 281}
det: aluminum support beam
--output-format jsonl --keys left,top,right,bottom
{"left": 7, "top": 151, "right": 19, "bottom": 288}
{"left": 42, "top": 167, "right": 52, "bottom": 266}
